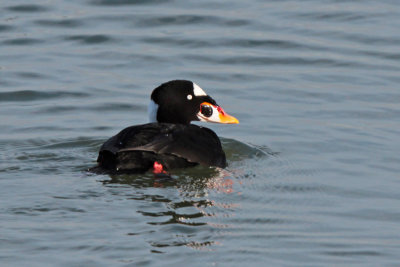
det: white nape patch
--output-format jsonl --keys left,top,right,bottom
{"left": 187, "top": 94, "right": 193, "bottom": 100}
{"left": 193, "top": 83, "right": 207, "bottom": 96}
{"left": 148, "top": 99, "right": 159, "bottom": 123}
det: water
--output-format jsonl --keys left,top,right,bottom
{"left": 1, "top": 0, "right": 400, "bottom": 265}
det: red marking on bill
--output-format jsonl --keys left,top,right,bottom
{"left": 217, "top": 106, "right": 225, "bottom": 115}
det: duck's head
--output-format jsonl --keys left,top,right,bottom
{"left": 148, "top": 80, "right": 239, "bottom": 125}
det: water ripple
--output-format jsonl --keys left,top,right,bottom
{"left": 64, "top": 34, "right": 114, "bottom": 44}
{"left": 35, "top": 19, "right": 83, "bottom": 28}
{"left": 2, "top": 38, "right": 44, "bottom": 46}
{"left": 185, "top": 54, "right": 363, "bottom": 68}
{"left": 6, "top": 4, "right": 49, "bottom": 13}
{"left": 294, "top": 11, "right": 379, "bottom": 22}
{"left": 90, "top": 0, "right": 171, "bottom": 5}
{"left": 0, "top": 24, "right": 14, "bottom": 32}
{"left": 136, "top": 15, "right": 249, "bottom": 27}
{"left": 0, "top": 90, "right": 89, "bottom": 102}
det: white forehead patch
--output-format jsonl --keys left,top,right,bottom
{"left": 187, "top": 94, "right": 193, "bottom": 100}
{"left": 148, "top": 99, "right": 159, "bottom": 123}
{"left": 193, "top": 83, "right": 207, "bottom": 96}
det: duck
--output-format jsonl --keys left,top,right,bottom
{"left": 96, "top": 80, "right": 239, "bottom": 173}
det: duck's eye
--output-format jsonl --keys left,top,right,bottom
{"left": 200, "top": 105, "right": 213, "bottom": 117}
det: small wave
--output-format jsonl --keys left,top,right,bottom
{"left": 0, "top": 24, "right": 14, "bottom": 32}
{"left": 6, "top": 4, "right": 49, "bottom": 13}
{"left": 141, "top": 37, "right": 210, "bottom": 48}
{"left": 2, "top": 38, "right": 43, "bottom": 46}
{"left": 183, "top": 54, "right": 362, "bottom": 68}
{"left": 222, "top": 39, "right": 303, "bottom": 49}
{"left": 90, "top": 0, "right": 171, "bottom": 6}
{"left": 221, "top": 137, "right": 269, "bottom": 161}
{"left": 136, "top": 15, "right": 249, "bottom": 28}
{"left": 15, "top": 72, "right": 48, "bottom": 80}
{"left": 294, "top": 11, "right": 372, "bottom": 22}
{"left": 35, "top": 102, "right": 142, "bottom": 114}
{"left": 35, "top": 19, "right": 83, "bottom": 28}
{"left": 0, "top": 90, "right": 89, "bottom": 102}
{"left": 64, "top": 34, "right": 115, "bottom": 45}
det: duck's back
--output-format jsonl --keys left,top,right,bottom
{"left": 97, "top": 123, "right": 226, "bottom": 172}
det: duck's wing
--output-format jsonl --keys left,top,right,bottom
{"left": 99, "top": 123, "right": 173, "bottom": 154}
{"left": 117, "top": 124, "right": 226, "bottom": 168}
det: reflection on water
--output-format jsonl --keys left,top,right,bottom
{"left": 98, "top": 140, "right": 266, "bottom": 250}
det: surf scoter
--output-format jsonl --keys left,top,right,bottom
{"left": 96, "top": 80, "right": 239, "bottom": 173}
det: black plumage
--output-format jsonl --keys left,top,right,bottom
{"left": 97, "top": 123, "right": 226, "bottom": 172}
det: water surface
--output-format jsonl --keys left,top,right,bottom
{"left": 1, "top": 0, "right": 400, "bottom": 266}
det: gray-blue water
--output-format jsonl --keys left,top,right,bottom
{"left": 1, "top": 0, "right": 400, "bottom": 266}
